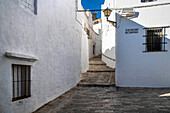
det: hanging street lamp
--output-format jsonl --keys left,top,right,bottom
{"left": 103, "top": 7, "right": 112, "bottom": 20}
{"left": 103, "top": 7, "right": 117, "bottom": 27}
{"left": 77, "top": 7, "right": 117, "bottom": 27}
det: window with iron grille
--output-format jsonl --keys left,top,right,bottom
{"left": 85, "top": 28, "right": 90, "bottom": 36}
{"left": 12, "top": 64, "right": 31, "bottom": 101}
{"left": 93, "top": 45, "right": 95, "bottom": 55}
{"left": 85, "top": 28, "right": 90, "bottom": 38}
{"left": 141, "top": 0, "right": 157, "bottom": 3}
{"left": 94, "top": 21, "right": 99, "bottom": 25}
{"left": 20, "top": 0, "right": 37, "bottom": 15}
{"left": 143, "top": 27, "right": 168, "bottom": 52}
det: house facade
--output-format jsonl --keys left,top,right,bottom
{"left": 102, "top": 0, "right": 170, "bottom": 87}
{"left": 80, "top": 4, "right": 102, "bottom": 73}
{"left": 0, "top": 0, "right": 83, "bottom": 113}
{"left": 0, "top": 0, "right": 102, "bottom": 112}
{"left": 101, "top": 0, "right": 116, "bottom": 69}
{"left": 93, "top": 19, "right": 102, "bottom": 57}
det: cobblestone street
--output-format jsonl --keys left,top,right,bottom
{"left": 34, "top": 57, "right": 170, "bottom": 113}
{"left": 35, "top": 86, "right": 170, "bottom": 113}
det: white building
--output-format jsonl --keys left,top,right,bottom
{"left": 80, "top": 4, "right": 102, "bottom": 73}
{"left": 102, "top": 0, "right": 170, "bottom": 88}
{"left": 101, "top": 0, "right": 116, "bottom": 69}
{"left": 93, "top": 18, "right": 102, "bottom": 57}
{"left": 0, "top": 0, "right": 102, "bottom": 112}
{"left": 0, "top": 0, "right": 83, "bottom": 113}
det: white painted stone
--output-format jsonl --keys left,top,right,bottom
{"left": 93, "top": 20, "right": 102, "bottom": 56}
{"left": 101, "top": 0, "right": 116, "bottom": 68}
{"left": 80, "top": 3, "right": 102, "bottom": 73}
{"left": 102, "top": 0, "right": 170, "bottom": 87}
{"left": 0, "top": 0, "right": 82, "bottom": 113}
{"left": 115, "top": 0, "right": 170, "bottom": 87}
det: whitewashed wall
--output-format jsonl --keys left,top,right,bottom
{"left": 93, "top": 22, "right": 102, "bottom": 56}
{"left": 101, "top": 0, "right": 116, "bottom": 68}
{"left": 81, "top": 29, "right": 89, "bottom": 73}
{"left": 88, "top": 17, "right": 97, "bottom": 59}
{"left": 0, "top": 0, "right": 82, "bottom": 113}
{"left": 115, "top": 0, "right": 170, "bottom": 8}
{"left": 116, "top": 1, "right": 170, "bottom": 87}
{"left": 93, "top": 22, "right": 101, "bottom": 34}
{"left": 81, "top": 9, "right": 98, "bottom": 60}
{"left": 95, "top": 34, "right": 102, "bottom": 56}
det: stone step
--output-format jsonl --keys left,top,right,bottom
{"left": 79, "top": 72, "right": 115, "bottom": 86}
{"left": 89, "top": 60, "right": 106, "bottom": 65}
{"left": 87, "top": 68, "right": 115, "bottom": 72}
{"left": 93, "top": 55, "right": 101, "bottom": 58}
{"left": 90, "top": 57, "right": 101, "bottom": 61}
{"left": 89, "top": 65, "right": 114, "bottom": 70}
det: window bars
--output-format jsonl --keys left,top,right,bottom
{"left": 143, "top": 26, "right": 168, "bottom": 52}
{"left": 12, "top": 64, "right": 31, "bottom": 101}
{"left": 141, "top": 0, "right": 157, "bottom": 3}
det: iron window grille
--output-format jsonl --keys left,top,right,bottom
{"left": 12, "top": 64, "right": 31, "bottom": 101}
{"left": 93, "top": 45, "right": 95, "bottom": 55}
{"left": 85, "top": 28, "right": 91, "bottom": 38}
{"left": 94, "top": 21, "right": 99, "bottom": 25}
{"left": 143, "top": 27, "right": 168, "bottom": 52}
{"left": 20, "top": 0, "right": 37, "bottom": 15}
{"left": 141, "top": 0, "right": 157, "bottom": 3}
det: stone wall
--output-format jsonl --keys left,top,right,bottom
{"left": 0, "top": 0, "right": 82, "bottom": 113}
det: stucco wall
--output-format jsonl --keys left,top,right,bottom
{"left": 0, "top": 0, "right": 82, "bottom": 113}
{"left": 93, "top": 22, "right": 102, "bottom": 56}
{"left": 81, "top": 29, "right": 89, "bottom": 73}
{"left": 101, "top": 2, "right": 116, "bottom": 68}
{"left": 93, "top": 23, "right": 101, "bottom": 34}
{"left": 115, "top": 0, "right": 170, "bottom": 8}
{"left": 116, "top": 4, "right": 170, "bottom": 87}
{"left": 81, "top": 10, "right": 98, "bottom": 59}
{"left": 95, "top": 35, "right": 102, "bottom": 56}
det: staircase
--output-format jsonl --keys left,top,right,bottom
{"left": 78, "top": 55, "right": 115, "bottom": 86}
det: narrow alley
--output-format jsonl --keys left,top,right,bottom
{"left": 1, "top": 0, "right": 170, "bottom": 113}
{"left": 34, "top": 56, "right": 170, "bottom": 113}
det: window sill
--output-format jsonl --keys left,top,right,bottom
{"left": 12, "top": 95, "right": 31, "bottom": 102}
{"left": 143, "top": 50, "right": 168, "bottom": 53}
{"left": 5, "top": 52, "right": 38, "bottom": 62}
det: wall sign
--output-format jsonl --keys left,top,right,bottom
{"left": 125, "top": 28, "right": 138, "bottom": 34}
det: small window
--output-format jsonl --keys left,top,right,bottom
{"left": 141, "top": 0, "right": 157, "bottom": 3}
{"left": 85, "top": 28, "right": 91, "bottom": 38}
{"left": 143, "top": 27, "right": 168, "bottom": 52}
{"left": 93, "top": 45, "right": 95, "bottom": 55}
{"left": 20, "top": 0, "right": 37, "bottom": 15}
{"left": 12, "top": 64, "right": 31, "bottom": 101}
{"left": 94, "top": 21, "right": 99, "bottom": 25}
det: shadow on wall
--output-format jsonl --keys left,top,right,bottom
{"left": 102, "top": 46, "right": 116, "bottom": 69}
{"left": 116, "top": 12, "right": 170, "bottom": 87}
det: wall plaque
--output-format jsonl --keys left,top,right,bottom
{"left": 125, "top": 28, "right": 138, "bottom": 34}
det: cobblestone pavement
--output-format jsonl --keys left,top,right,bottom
{"left": 78, "top": 56, "right": 115, "bottom": 86}
{"left": 34, "top": 56, "right": 170, "bottom": 113}
{"left": 35, "top": 86, "right": 170, "bottom": 113}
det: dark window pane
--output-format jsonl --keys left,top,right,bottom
{"left": 12, "top": 65, "right": 31, "bottom": 101}
{"left": 144, "top": 28, "right": 166, "bottom": 52}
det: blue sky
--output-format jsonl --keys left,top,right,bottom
{"left": 81, "top": 0, "right": 105, "bottom": 18}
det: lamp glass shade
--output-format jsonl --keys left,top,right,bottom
{"left": 103, "top": 8, "right": 112, "bottom": 18}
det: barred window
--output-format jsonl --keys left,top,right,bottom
{"left": 94, "top": 21, "right": 99, "bottom": 25}
{"left": 143, "top": 27, "right": 168, "bottom": 52}
{"left": 20, "top": 0, "right": 37, "bottom": 15}
{"left": 141, "top": 0, "right": 157, "bottom": 3}
{"left": 85, "top": 28, "right": 91, "bottom": 39}
{"left": 12, "top": 64, "right": 31, "bottom": 101}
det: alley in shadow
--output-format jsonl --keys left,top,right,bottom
{"left": 34, "top": 56, "right": 170, "bottom": 113}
